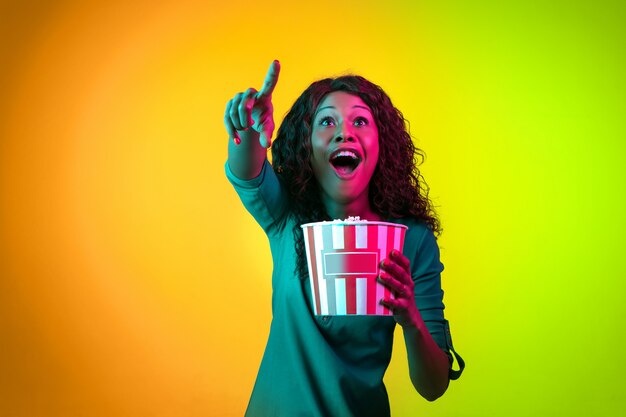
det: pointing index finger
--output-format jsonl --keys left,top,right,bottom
{"left": 258, "top": 60, "right": 281, "bottom": 98}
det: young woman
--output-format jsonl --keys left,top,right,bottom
{"left": 224, "top": 60, "right": 463, "bottom": 417}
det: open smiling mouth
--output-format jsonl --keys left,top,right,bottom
{"left": 329, "top": 149, "right": 362, "bottom": 177}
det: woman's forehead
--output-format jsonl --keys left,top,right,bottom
{"left": 316, "top": 91, "right": 372, "bottom": 113}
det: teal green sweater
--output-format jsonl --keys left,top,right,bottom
{"left": 226, "top": 160, "right": 455, "bottom": 417}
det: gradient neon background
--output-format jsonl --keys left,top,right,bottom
{"left": 1, "top": 1, "right": 624, "bottom": 416}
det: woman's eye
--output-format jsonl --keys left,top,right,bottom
{"left": 320, "top": 117, "right": 335, "bottom": 126}
{"left": 354, "top": 117, "right": 368, "bottom": 126}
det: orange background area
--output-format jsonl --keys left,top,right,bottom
{"left": 1, "top": 1, "right": 625, "bottom": 416}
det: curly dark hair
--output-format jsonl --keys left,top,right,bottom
{"left": 271, "top": 75, "right": 441, "bottom": 279}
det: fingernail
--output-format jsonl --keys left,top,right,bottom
{"left": 234, "top": 137, "right": 241, "bottom": 145}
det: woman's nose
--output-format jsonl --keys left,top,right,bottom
{"left": 334, "top": 124, "right": 355, "bottom": 142}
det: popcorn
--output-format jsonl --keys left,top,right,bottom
{"left": 345, "top": 216, "right": 361, "bottom": 221}
{"left": 330, "top": 216, "right": 364, "bottom": 222}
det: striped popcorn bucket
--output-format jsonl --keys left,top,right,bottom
{"left": 301, "top": 221, "right": 408, "bottom": 316}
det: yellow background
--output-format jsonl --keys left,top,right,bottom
{"left": 1, "top": 1, "right": 624, "bottom": 416}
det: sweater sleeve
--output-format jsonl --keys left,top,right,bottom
{"left": 225, "top": 159, "right": 289, "bottom": 236}
{"left": 409, "top": 226, "right": 447, "bottom": 347}
{"left": 408, "top": 224, "right": 465, "bottom": 378}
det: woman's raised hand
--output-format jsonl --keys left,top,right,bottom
{"left": 224, "top": 60, "right": 281, "bottom": 148}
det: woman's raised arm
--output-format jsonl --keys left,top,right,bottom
{"left": 225, "top": 60, "right": 280, "bottom": 180}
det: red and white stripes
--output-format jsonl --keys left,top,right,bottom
{"left": 301, "top": 221, "right": 407, "bottom": 316}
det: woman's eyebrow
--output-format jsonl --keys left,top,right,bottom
{"left": 314, "top": 105, "right": 371, "bottom": 116}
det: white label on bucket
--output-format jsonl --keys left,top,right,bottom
{"left": 323, "top": 252, "right": 378, "bottom": 275}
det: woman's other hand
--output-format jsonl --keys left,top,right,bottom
{"left": 378, "top": 249, "right": 421, "bottom": 328}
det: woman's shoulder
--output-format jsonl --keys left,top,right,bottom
{"left": 389, "top": 216, "right": 439, "bottom": 254}
{"left": 389, "top": 216, "right": 433, "bottom": 235}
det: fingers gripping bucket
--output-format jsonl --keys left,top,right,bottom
{"left": 301, "top": 221, "right": 408, "bottom": 316}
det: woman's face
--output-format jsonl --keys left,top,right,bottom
{"left": 310, "top": 91, "right": 379, "bottom": 206}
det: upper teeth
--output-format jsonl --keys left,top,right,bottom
{"left": 334, "top": 150, "right": 358, "bottom": 160}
